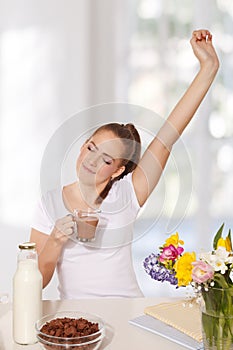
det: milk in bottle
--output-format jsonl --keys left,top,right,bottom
{"left": 13, "top": 242, "right": 42, "bottom": 344}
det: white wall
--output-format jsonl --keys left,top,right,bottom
{"left": 0, "top": 0, "right": 131, "bottom": 300}
{"left": 0, "top": 0, "right": 91, "bottom": 300}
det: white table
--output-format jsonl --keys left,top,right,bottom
{"left": 0, "top": 297, "right": 195, "bottom": 349}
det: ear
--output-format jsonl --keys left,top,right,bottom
{"left": 111, "top": 165, "right": 126, "bottom": 180}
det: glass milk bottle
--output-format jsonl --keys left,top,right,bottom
{"left": 13, "top": 242, "right": 42, "bottom": 344}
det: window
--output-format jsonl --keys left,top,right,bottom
{"left": 129, "top": 0, "right": 233, "bottom": 296}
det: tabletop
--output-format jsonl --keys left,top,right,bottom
{"left": 0, "top": 297, "right": 197, "bottom": 350}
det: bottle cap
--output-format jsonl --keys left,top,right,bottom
{"left": 18, "top": 242, "right": 36, "bottom": 250}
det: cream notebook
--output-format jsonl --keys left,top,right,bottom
{"left": 144, "top": 300, "right": 202, "bottom": 342}
{"left": 129, "top": 300, "right": 203, "bottom": 350}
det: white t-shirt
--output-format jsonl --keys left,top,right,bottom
{"left": 32, "top": 173, "right": 144, "bottom": 299}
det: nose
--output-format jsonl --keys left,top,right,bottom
{"left": 87, "top": 152, "right": 100, "bottom": 167}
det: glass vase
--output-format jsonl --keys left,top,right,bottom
{"left": 201, "top": 287, "right": 233, "bottom": 350}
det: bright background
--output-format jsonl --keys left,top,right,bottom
{"left": 0, "top": 0, "right": 233, "bottom": 300}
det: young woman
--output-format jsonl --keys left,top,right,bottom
{"left": 30, "top": 29, "right": 219, "bottom": 299}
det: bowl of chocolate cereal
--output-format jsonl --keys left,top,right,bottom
{"left": 35, "top": 311, "right": 105, "bottom": 350}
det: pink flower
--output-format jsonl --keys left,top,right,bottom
{"left": 192, "top": 261, "right": 214, "bottom": 283}
{"left": 159, "top": 244, "right": 184, "bottom": 263}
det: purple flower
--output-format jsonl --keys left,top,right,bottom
{"left": 143, "top": 254, "right": 178, "bottom": 286}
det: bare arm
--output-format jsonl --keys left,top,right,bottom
{"left": 133, "top": 29, "right": 219, "bottom": 206}
{"left": 30, "top": 216, "right": 74, "bottom": 288}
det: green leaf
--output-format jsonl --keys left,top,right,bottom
{"left": 213, "top": 223, "right": 225, "bottom": 250}
{"left": 227, "top": 228, "right": 232, "bottom": 251}
{"left": 214, "top": 273, "right": 229, "bottom": 289}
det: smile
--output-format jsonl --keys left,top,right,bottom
{"left": 82, "top": 164, "right": 96, "bottom": 174}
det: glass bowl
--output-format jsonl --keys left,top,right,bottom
{"left": 35, "top": 311, "right": 105, "bottom": 350}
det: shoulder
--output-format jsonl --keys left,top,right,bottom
{"left": 111, "top": 173, "right": 134, "bottom": 193}
{"left": 106, "top": 173, "right": 140, "bottom": 210}
{"left": 41, "top": 187, "right": 63, "bottom": 210}
{"left": 42, "top": 187, "right": 69, "bottom": 216}
{"left": 32, "top": 187, "right": 67, "bottom": 232}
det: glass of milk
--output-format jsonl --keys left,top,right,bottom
{"left": 73, "top": 208, "right": 101, "bottom": 242}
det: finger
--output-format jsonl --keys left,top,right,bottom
{"left": 64, "top": 227, "right": 74, "bottom": 236}
{"left": 57, "top": 225, "right": 74, "bottom": 236}
{"left": 55, "top": 219, "right": 74, "bottom": 233}
{"left": 202, "top": 30, "right": 212, "bottom": 42}
{"left": 192, "top": 30, "right": 203, "bottom": 40}
{"left": 206, "top": 32, "right": 213, "bottom": 43}
{"left": 62, "top": 214, "right": 74, "bottom": 224}
{"left": 190, "top": 36, "right": 200, "bottom": 48}
{"left": 200, "top": 29, "right": 210, "bottom": 38}
{"left": 190, "top": 36, "right": 197, "bottom": 45}
{"left": 63, "top": 220, "right": 75, "bottom": 230}
{"left": 192, "top": 29, "right": 212, "bottom": 41}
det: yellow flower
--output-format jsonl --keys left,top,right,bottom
{"left": 217, "top": 237, "right": 232, "bottom": 252}
{"left": 174, "top": 252, "right": 196, "bottom": 287}
{"left": 164, "top": 232, "right": 184, "bottom": 248}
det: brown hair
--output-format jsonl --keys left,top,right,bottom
{"left": 93, "top": 123, "right": 141, "bottom": 204}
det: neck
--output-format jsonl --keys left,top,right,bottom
{"left": 63, "top": 179, "right": 109, "bottom": 212}
{"left": 79, "top": 184, "right": 99, "bottom": 207}
{"left": 77, "top": 179, "right": 108, "bottom": 208}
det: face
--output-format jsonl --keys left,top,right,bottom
{"left": 76, "top": 130, "right": 126, "bottom": 188}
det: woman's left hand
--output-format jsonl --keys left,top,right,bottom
{"left": 190, "top": 29, "right": 219, "bottom": 71}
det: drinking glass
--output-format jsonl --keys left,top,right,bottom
{"left": 73, "top": 209, "right": 101, "bottom": 242}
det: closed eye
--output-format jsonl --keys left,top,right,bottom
{"left": 87, "top": 141, "right": 114, "bottom": 164}
{"left": 87, "top": 144, "right": 96, "bottom": 152}
{"left": 103, "top": 157, "right": 113, "bottom": 165}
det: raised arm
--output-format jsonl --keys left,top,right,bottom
{"left": 133, "top": 29, "right": 219, "bottom": 206}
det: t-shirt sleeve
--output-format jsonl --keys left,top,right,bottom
{"left": 125, "top": 172, "right": 141, "bottom": 212}
{"left": 31, "top": 196, "right": 54, "bottom": 235}
{"left": 106, "top": 172, "right": 141, "bottom": 219}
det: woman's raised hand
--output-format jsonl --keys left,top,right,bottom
{"left": 133, "top": 29, "right": 220, "bottom": 207}
{"left": 190, "top": 29, "right": 219, "bottom": 71}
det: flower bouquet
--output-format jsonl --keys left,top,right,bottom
{"left": 143, "top": 224, "right": 233, "bottom": 350}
